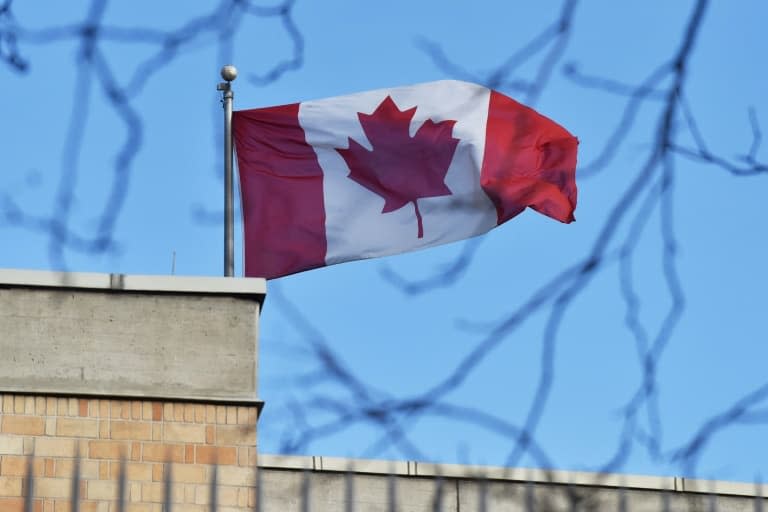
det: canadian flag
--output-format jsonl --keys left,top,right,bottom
{"left": 233, "top": 80, "right": 578, "bottom": 279}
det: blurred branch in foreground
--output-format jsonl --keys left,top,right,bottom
{"left": 0, "top": 0, "right": 304, "bottom": 268}
{"left": 270, "top": 0, "right": 768, "bottom": 478}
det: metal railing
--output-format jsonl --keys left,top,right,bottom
{"left": 17, "top": 455, "right": 767, "bottom": 511}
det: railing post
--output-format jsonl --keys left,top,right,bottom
{"left": 24, "top": 455, "right": 34, "bottom": 512}
{"left": 301, "top": 469, "right": 311, "bottom": 512}
{"left": 163, "top": 462, "right": 173, "bottom": 512}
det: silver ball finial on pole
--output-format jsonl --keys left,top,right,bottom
{"left": 220, "top": 65, "right": 238, "bottom": 82}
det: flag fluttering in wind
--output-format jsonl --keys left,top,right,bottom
{"left": 233, "top": 80, "right": 578, "bottom": 279}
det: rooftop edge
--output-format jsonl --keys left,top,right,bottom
{"left": 257, "top": 454, "right": 765, "bottom": 498}
{"left": 0, "top": 268, "right": 266, "bottom": 297}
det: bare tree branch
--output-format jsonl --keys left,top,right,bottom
{"left": 0, "top": 0, "right": 304, "bottom": 268}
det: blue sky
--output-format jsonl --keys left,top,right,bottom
{"left": 1, "top": 0, "right": 767, "bottom": 481}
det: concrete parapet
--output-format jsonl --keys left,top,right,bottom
{"left": 0, "top": 269, "right": 265, "bottom": 403}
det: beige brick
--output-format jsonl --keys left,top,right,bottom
{"left": 215, "top": 407, "right": 226, "bottom": 424}
{"left": 129, "top": 481, "right": 141, "bottom": 503}
{"left": 56, "top": 399, "right": 67, "bottom": 416}
{"left": 173, "top": 464, "right": 206, "bottom": 484}
{"left": 173, "top": 406, "right": 184, "bottom": 422}
{"left": 237, "top": 407, "right": 256, "bottom": 425}
{"left": 194, "top": 484, "right": 209, "bottom": 505}
{"left": 0, "top": 436, "right": 24, "bottom": 456}
{"left": 121, "top": 406, "right": 130, "bottom": 420}
{"left": 248, "top": 485, "right": 257, "bottom": 508}
{"left": 87, "top": 479, "right": 116, "bottom": 500}
{"left": 183, "top": 405, "right": 195, "bottom": 423}
{"left": 131, "top": 402, "right": 141, "bottom": 420}
{"left": 20, "top": 497, "right": 47, "bottom": 512}
{"left": 205, "top": 405, "right": 216, "bottom": 424}
{"left": 152, "top": 424, "right": 161, "bottom": 441}
{"left": 215, "top": 425, "right": 255, "bottom": 446}
{"left": 13, "top": 397, "right": 24, "bottom": 414}
{"left": 45, "top": 418, "right": 55, "bottom": 436}
{"left": 67, "top": 399, "right": 78, "bottom": 417}
{"left": 110, "top": 402, "right": 122, "bottom": 419}
{"left": 54, "top": 500, "right": 99, "bottom": 512}
{"left": 141, "top": 482, "right": 184, "bottom": 503}
{"left": 143, "top": 403, "right": 153, "bottom": 421}
{"left": 81, "top": 460, "right": 99, "bottom": 480}
{"left": 110, "top": 421, "right": 152, "bottom": 441}
{"left": 56, "top": 418, "right": 98, "bottom": 438}
{"left": 151, "top": 403, "right": 162, "bottom": 422}
{"left": 22, "top": 438, "right": 33, "bottom": 456}
{"left": 218, "top": 466, "right": 255, "bottom": 487}
{"left": 1, "top": 416, "right": 44, "bottom": 435}
{"left": 140, "top": 482, "right": 162, "bottom": 503}
{"left": 1, "top": 397, "right": 12, "bottom": 414}
{"left": 0, "top": 497, "right": 40, "bottom": 512}
{"left": 98, "top": 462, "right": 109, "bottom": 480}
{"left": 194, "top": 406, "right": 205, "bottom": 424}
{"left": 24, "top": 397, "right": 35, "bottom": 415}
{"left": 141, "top": 443, "right": 184, "bottom": 463}
{"left": 46, "top": 398, "right": 56, "bottom": 416}
{"left": 184, "top": 483, "right": 195, "bottom": 503}
{"left": 185, "top": 445, "right": 194, "bottom": 463}
{"left": 98, "top": 402, "right": 109, "bottom": 418}
{"left": 44, "top": 458, "right": 54, "bottom": 477}
{"left": 35, "top": 438, "right": 76, "bottom": 458}
{"left": 53, "top": 459, "right": 98, "bottom": 480}
{"left": 131, "top": 442, "right": 141, "bottom": 461}
{"left": 0, "top": 476, "right": 22, "bottom": 497}
{"left": 218, "top": 486, "right": 239, "bottom": 506}
{"left": 195, "top": 446, "right": 236, "bottom": 465}
{"left": 54, "top": 460, "right": 72, "bottom": 479}
{"left": 88, "top": 400, "right": 99, "bottom": 418}
{"left": 237, "top": 447, "right": 247, "bottom": 466}
{"left": 82, "top": 502, "right": 100, "bottom": 512}
{"left": 238, "top": 487, "right": 249, "bottom": 507}
{"left": 98, "top": 420, "right": 109, "bottom": 439}
{"left": 35, "top": 397, "right": 46, "bottom": 415}
{"left": 34, "top": 477, "right": 69, "bottom": 498}
{"left": 121, "top": 462, "right": 152, "bottom": 482}
{"left": 152, "top": 464, "right": 163, "bottom": 482}
{"left": 163, "top": 404, "right": 173, "bottom": 422}
{"left": 225, "top": 407, "right": 237, "bottom": 425}
{"left": 205, "top": 426, "right": 214, "bottom": 445}
{"left": 163, "top": 424, "right": 205, "bottom": 444}
{"left": 88, "top": 441, "right": 124, "bottom": 460}
{"left": 124, "top": 504, "right": 153, "bottom": 512}
{"left": 180, "top": 505, "right": 207, "bottom": 512}
{"left": 0, "top": 455, "right": 28, "bottom": 476}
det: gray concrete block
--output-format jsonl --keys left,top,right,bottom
{"left": 257, "top": 455, "right": 765, "bottom": 512}
{"left": 0, "top": 269, "right": 265, "bottom": 402}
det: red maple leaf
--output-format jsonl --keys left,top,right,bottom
{"left": 336, "top": 96, "right": 459, "bottom": 238}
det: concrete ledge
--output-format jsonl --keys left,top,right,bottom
{"left": 0, "top": 269, "right": 265, "bottom": 403}
{"left": 0, "top": 268, "right": 266, "bottom": 300}
{"left": 258, "top": 454, "right": 766, "bottom": 498}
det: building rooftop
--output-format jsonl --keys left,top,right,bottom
{"left": 259, "top": 454, "right": 765, "bottom": 498}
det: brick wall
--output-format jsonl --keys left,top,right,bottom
{"left": 0, "top": 393, "right": 258, "bottom": 512}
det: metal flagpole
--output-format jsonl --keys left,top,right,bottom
{"left": 218, "top": 65, "right": 237, "bottom": 277}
